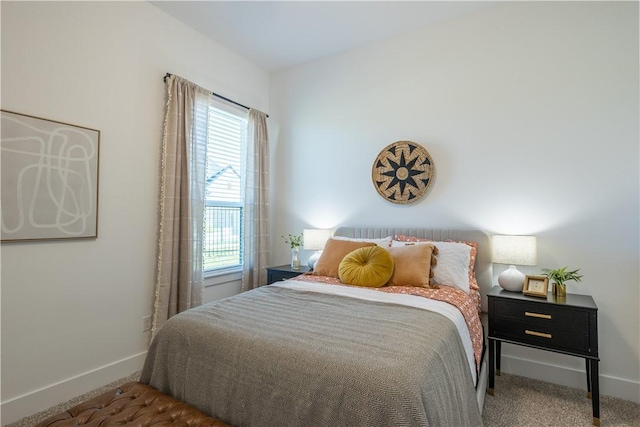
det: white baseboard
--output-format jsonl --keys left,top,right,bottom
{"left": 1, "top": 351, "right": 147, "bottom": 426}
{"left": 500, "top": 354, "right": 640, "bottom": 404}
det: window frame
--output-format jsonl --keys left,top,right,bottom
{"left": 202, "top": 100, "right": 247, "bottom": 278}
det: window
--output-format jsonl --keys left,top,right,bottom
{"left": 203, "top": 101, "right": 247, "bottom": 273}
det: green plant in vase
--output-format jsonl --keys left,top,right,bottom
{"left": 541, "top": 266, "right": 583, "bottom": 297}
{"left": 282, "top": 233, "right": 303, "bottom": 270}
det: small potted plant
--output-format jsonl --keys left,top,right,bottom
{"left": 541, "top": 266, "right": 583, "bottom": 297}
{"left": 282, "top": 233, "right": 303, "bottom": 270}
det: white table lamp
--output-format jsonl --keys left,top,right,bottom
{"left": 492, "top": 235, "right": 537, "bottom": 292}
{"left": 303, "top": 229, "right": 332, "bottom": 269}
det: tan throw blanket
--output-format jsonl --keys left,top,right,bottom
{"left": 141, "top": 285, "right": 482, "bottom": 427}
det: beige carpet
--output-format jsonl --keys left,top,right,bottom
{"left": 6, "top": 372, "right": 640, "bottom": 426}
{"left": 483, "top": 373, "right": 640, "bottom": 426}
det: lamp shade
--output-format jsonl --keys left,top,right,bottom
{"left": 492, "top": 235, "right": 537, "bottom": 266}
{"left": 303, "top": 229, "right": 332, "bottom": 251}
{"left": 492, "top": 235, "right": 537, "bottom": 292}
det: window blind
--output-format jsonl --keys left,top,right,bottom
{"left": 203, "top": 103, "right": 247, "bottom": 272}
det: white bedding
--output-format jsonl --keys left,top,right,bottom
{"left": 273, "top": 279, "right": 477, "bottom": 384}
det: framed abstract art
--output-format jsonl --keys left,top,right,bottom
{"left": 1, "top": 110, "right": 100, "bottom": 242}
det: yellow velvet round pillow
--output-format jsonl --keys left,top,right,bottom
{"left": 338, "top": 246, "right": 394, "bottom": 288}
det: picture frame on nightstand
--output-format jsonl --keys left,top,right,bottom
{"left": 523, "top": 275, "right": 549, "bottom": 298}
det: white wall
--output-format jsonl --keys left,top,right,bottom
{"left": 270, "top": 2, "right": 639, "bottom": 402}
{"left": 0, "top": 2, "right": 267, "bottom": 424}
{"left": 2, "top": 1, "right": 638, "bottom": 423}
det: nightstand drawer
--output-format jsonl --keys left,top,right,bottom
{"left": 494, "top": 318, "right": 590, "bottom": 353}
{"left": 493, "top": 299, "right": 590, "bottom": 330}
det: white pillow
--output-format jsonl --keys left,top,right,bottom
{"left": 391, "top": 240, "right": 472, "bottom": 293}
{"left": 332, "top": 235, "right": 392, "bottom": 248}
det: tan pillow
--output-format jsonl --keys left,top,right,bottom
{"left": 313, "top": 239, "right": 376, "bottom": 278}
{"left": 386, "top": 244, "right": 437, "bottom": 288}
{"left": 391, "top": 241, "right": 438, "bottom": 277}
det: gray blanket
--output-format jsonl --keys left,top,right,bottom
{"left": 140, "top": 285, "right": 482, "bottom": 427}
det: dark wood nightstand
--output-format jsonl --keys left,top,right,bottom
{"left": 266, "top": 264, "right": 310, "bottom": 284}
{"left": 487, "top": 287, "right": 600, "bottom": 425}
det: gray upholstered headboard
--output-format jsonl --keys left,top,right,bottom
{"left": 333, "top": 227, "right": 493, "bottom": 312}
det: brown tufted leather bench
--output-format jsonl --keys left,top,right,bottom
{"left": 35, "top": 382, "right": 230, "bottom": 427}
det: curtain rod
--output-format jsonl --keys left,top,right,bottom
{"left": 164, "top": 73, "right": 268, "bottom": 117}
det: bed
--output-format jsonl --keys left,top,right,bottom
{"left": 140, "top": 227, "right": 492, "bottom": 427}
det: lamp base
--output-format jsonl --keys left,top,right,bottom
{"left": 308, "top": 251, "right": 322, "bottom": 269}
{"left": 498, "top": 265, "right": 525, "bottom": 292}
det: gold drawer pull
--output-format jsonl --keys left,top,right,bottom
{"left": 525, "top": 311, "right": 552, "bottom": 320}
{"left": 525, "top": 330, "right": 552, "bottom": 339}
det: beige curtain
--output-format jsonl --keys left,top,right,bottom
{"left": 242, "top": 109, "right": 270, "bottom": 291}
{"left": 152, "top": 75, "right": 210, "bottom": 338}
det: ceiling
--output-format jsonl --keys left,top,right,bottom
{"left": 151, "top": 1, "right": 497, "bottom": 72}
